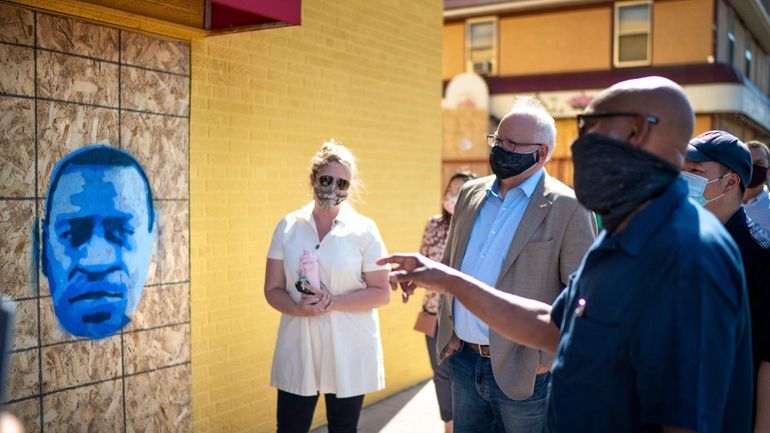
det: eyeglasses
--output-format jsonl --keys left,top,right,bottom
{"left": 486, "top": 134, "right": 543, "bottom": 152}
{"left": 576, "top": 112, "right": 659, "bottom": 136}
{"left": 317, "top": 174, "right": 350, "bottom": 190}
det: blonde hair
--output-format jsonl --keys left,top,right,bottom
{"left": 310, "top": 139, "right": 361, "bottom": 200}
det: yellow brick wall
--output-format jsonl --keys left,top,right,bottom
{"left": 443, "top": 21, "right": 465, "bottom": 80}
{"left": 190, "top": 1, "right": 443, "bottom": 431}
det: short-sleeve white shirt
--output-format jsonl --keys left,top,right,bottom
{"left": 267, "top": 202, "right": 389, "bottom": 397}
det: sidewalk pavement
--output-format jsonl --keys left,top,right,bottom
{"left": 310, "top": 380, "right": 444, "bottom": 433}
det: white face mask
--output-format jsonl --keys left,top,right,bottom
{"left": 443, "top": 194, "right": 458, "bottom": 215}
{"left": 680, "top": 171, "right": 726, "bottom": 206}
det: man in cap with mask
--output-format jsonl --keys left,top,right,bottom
{"left": 379, "top": 76, "right": 752, "bottom": 432}
{"left": 422, "top": 96, "right": 596, "bottom": 432}
{"left": 743, "top": 140, "right": 770, "bottom": 232}
{"left": 682, "top": 131, "right": 770, "bottom": 431}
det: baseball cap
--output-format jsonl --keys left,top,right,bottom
{"left": 686, "top": 130, "right": 753, "bottom": 187}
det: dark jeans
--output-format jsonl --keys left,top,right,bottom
{"left": 426, "top": 333, "right": 453, "bottom": 421}
{"left": 276, "top": 389, "right": 365, "bottom": 433}
{"left": 447, "top": 346, "right": 549, "bottom": 433}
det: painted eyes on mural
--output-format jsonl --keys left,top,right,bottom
{"left": 59, "top": 218, "right": 94, "bottom": 247}
{"left": 104, "top": 218, "right": 135, "bottom": 245}
{"left": 58, "top": 217, "right": 135, "bottom": 247}
{"left": 317, "top": 175, "right": 350, "bottom": 191}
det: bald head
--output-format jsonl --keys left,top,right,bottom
{"left": 588, "top": 76, "right": 694, "bottom": 168}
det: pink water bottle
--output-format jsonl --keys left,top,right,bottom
{"left": 300, "top": 250, "right": 320, "bottom": 293}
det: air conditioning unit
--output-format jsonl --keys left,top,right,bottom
{"left": 472, "top": 60, "right": 492, "bottom": 75}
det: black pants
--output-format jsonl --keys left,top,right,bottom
{"left": 276, "top": 389, "right": 365, "bottom": 433}
{"left": 426, "top": 334, "right": 453, "bottom": 422}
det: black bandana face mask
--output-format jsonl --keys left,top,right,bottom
{"left": 489, "top": 145, "right": 540, "bottom": 180}
{"left": 571, "top": 133, "right": 679, "bottom": 233}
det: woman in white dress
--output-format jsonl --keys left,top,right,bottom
{"left": 264, "top": 140, "right": 391, "bottom": 433}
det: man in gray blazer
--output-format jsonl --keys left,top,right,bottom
{"left": 436, "top": 97, "right": 596, "bottom": 432}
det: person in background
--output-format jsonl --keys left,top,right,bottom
{"left": 414, "top": 171, "right": 477, "bottom": 433}
{"left": 682, "top": 130, "right": 770, "bottom": 432}
{"left": 264, "top": 140, "right": 391, "bottom": 433}
{"left": 743, "top": 140, "right": 770, "bottom": 232}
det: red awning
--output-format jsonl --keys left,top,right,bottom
{"left": 206, "top": 0, "right": 301, "bottom": 31}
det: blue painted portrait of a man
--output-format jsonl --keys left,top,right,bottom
{"left": 42, "top": 145, "right": 155, "bottom": 339}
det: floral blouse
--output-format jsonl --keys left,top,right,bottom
{"left": 419, "top": 215, "right": 450, "bottom": 314}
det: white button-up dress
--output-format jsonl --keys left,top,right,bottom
{"left": 267, "top": 202, "right": 388, "bottom": 397}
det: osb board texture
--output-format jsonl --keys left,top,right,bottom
{"left": 124, "top": 324, "right": 191, "bottom": 374}
{"left": 0, "top": 43, "right": 34, "bottom": 96}
{"left": 37, "top": 50, "right": 120, "bottom": 107}
{"left": 125, "top": 364, "right": 192, "bottom": 433}
{"left": 41, "top": 337, "right": 122, "bottom": 393}
{"left": 0, "top": 199, "right": 35, "bottom": 299}
{"left": 128, "top": 283, "right": 190, "bottom": 331}
{"left": 147, "top": 200, "right": 190, "bottom": 285}
{"left": 122, "top": 31, "right": 190, "bottom": 75}
{"left": 43, "top": 379, "right": 123, "bottom": 433}
{"left": 4, "top": 299, "right": 37, "bottom": 350}
{"left": 37, "top": 100, "right": 120, "bottom": 195}
{"left": 121, "top": 66, "right": 190, "bottom": 116}
{"left": 36, "top": 13, "right": 118, "bottom": 61}
{"left": 0, "top": 2, "right": 33, "bottom": 45}
{"left": 0, "top": 4, "right": 191, "bottom": 432}
{"left": 121, "top": 111, "right": 189, "bottom": 199}
{"left": 0, "top": 96, "right": 35, "bottom": 197}
{"left": 7, "top": 348, "right": 38, "bottom": 400}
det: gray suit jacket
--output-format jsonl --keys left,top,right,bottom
{"left": 436, "top": 172, "right": 596, "bottom": 400}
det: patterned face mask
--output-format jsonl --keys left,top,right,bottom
{"left": 488, "top": 145, "right": 540, "bottom": 180}
{"left": 314, "top": 174, "right": 349, "bottom": 208}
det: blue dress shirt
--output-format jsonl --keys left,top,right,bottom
{"left": 453, "top": 169, "right": 544, "bottom": 344}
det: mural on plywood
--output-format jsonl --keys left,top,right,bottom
{"left": 42, "top": 145, "right": 155, "bottom": 339}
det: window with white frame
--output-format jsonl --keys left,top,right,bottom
{"left": 614, "top": 0, "right": 652, "bottom": 67}
{"left": 466, "top": 17, "right": 497, "bottom": 76}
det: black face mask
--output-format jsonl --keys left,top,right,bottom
{"left": 489, "top": 145, "right": 540, "bottom": 180}
{"left": 748, "top": 164, "right": 768, "bottom": 188}
{"left": 571, "top": 133, "right": 679, "bottom": 233}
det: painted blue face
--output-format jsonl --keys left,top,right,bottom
{"left": 43, "top": 164, "right": 155, "bottom": 339}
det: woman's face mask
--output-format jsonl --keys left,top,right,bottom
{"left": 443, "top": 194, "right": 458, "bottom": 215}
{"left": 314, "top": 173, "right": 350, "bottom": 208}
{"left": 679, "top": 171, "right": 727, "bottom": 206}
